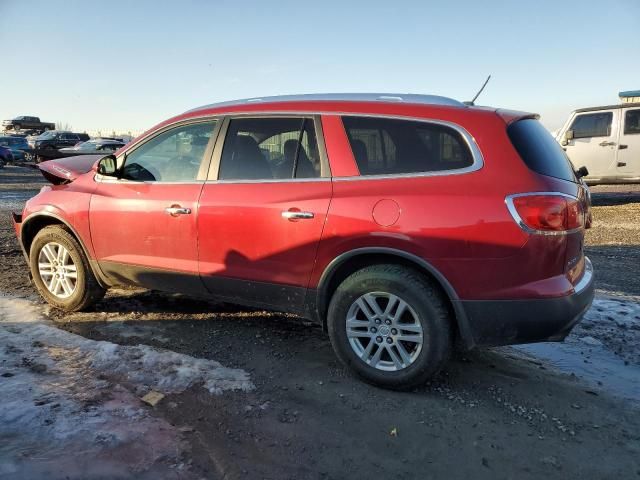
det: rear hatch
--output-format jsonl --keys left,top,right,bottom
{"left": 37, "top": 154, "right": 102, "bottom": 184}
{"left": 504, "top": 116, "right": 591, "bottom": 287}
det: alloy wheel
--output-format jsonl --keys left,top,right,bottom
{"left": 346, "top": 292, "right": 424, "bottom": 371}
{"left": 38, "top": 242, "right": 78, "bottom": 299}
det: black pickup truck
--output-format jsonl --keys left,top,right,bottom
{"left": 2, "top": 116, "right": 56, "bottom": 133}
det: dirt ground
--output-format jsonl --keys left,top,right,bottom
{"left": 1, "top": 166, "right": 639, "bottom": 480}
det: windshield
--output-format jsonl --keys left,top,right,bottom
{"left": 37, "top": 131, "right": 56, "bottom": 139}
{"left": 76, "top": 141, "right": 98, "bottom": 151}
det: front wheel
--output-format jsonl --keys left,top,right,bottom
{"left": 327, "top": 265, "right": 452, "bottom": 389}
{"left": 29, "top": 225, "right": 106, "bottom": 311}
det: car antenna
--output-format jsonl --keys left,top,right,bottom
{"left": 464, "top": 75, "right": 491, "bottom": 106}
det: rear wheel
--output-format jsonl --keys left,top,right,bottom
{"left": 327, "top": 265, "right": 452, "bottom": 389}
{"left": 29, "top": 226, "right": 106, "bottom": 311}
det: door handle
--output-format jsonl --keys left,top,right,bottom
{"left": 165, "top": 205, "right": 191, "bottom": 216}
{"left": 619, "top": 144, "right": 628, "bottom": 150}
{"left": 617, "top": 162, "right": 627, "bottom": 167}
{"left": 598, "top": 141, "right": 615, "bottom": 147}
{"left": 282, "top": 210, "right": 314, "bottom": 220}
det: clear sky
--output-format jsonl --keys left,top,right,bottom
{"left": 1, "top": 0, "right": 638, "bottom": 133}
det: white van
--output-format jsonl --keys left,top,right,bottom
{"left": 555, "top": 100, "right": 640, "bottom": 185}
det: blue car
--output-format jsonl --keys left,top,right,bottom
{"left": 0, "top": 145, "right": 11, "bottom": 167}
{"left": 0, "top": 136, "right": 31, "bottom": 163}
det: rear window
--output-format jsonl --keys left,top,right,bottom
{"left": 342, "top": 116, "right": 474, "bottom": 176}
{"left": 507, "top": 119, "right": 576, "bottom": 182}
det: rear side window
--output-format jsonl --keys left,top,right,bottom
{"left": 507, "top": 119, "right": 576, "bottom": 182}
{"left": 569, "top": 112, "right": 612, "bottom": 138}
{"left": 342, "top": 116, "right": 473, "bottom": 176}
{"left": 624, "top": 109, "right": 640, "bottom": 135}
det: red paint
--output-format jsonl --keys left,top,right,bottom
{"left": 197, "top": 180, "right": 332, "bottom": 305}
{"left": 372, "top": 199, "right": 400, "bottom": 227}
{"left": 16, "top": 98, "right": 589, "bottom": 307}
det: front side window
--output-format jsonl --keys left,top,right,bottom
{"left": 218, "top": 117, "right": 321, "bottom": 181}
{"left": 570, "top": 112, "right": 613, "bottom": 139}
{"left": 342, "top": 116, "right": 473, "bottom": 176}
{"left": 121, "top": 121, "right": 216, "bottom": 182}
{"left": 624, "top": 109, "right": 640, "bottom": 135}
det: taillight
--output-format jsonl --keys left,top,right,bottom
{"left": 506, "top": 193, "right": 584, "bottom": 234}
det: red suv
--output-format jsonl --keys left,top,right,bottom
{"left": 12, "top": 94, "right": 594, "bottom": 388}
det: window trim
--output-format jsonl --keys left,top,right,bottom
{"left": 569, "top": 111, "right": 613, "bottom": 139}
{"left": 96, "top": 117, "right": 222, "bottom": 184}
{"left": 336, "top": 114, "right": 483, "bottom": 181}
{"left": 207, "top": 114, "right": 331, "bottom": 183}
{"left": 623, "top": 109, "right": 640, "bottom": 136}
{"left": 98, "top": 110, "right": 482, "bottom": 184}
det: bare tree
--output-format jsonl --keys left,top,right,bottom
{"left": 56, "top": 121, "right": 73, "bottom": 131}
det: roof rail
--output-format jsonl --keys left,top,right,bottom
{"left": 186, "top": 93, "right": 465, "bottom": 113}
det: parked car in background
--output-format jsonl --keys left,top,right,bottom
{"left": 12, "top": 93, "right": 594, "bottom": 389}
{"left": 556, "top": 94, "right": 640, "bottom": 184}
{"left": 2, "top": 116, "right": 55, "bottom": 133}
{"left": 0, "top": 136, "right": 31, "bottom": 163}
{"left": 59, "top": 138, "right": 126, "bottom": 154}
{"left": 0, "top": 145, "right": 12, "bottom": 167}
{"left": 29, "top": 131, "right": 90, "bottom": 150}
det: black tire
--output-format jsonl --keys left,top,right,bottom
{"left": 29, "top": 225, "right": 106, "bottom": 311}
{"left": 327, "top": 264, "right": 452, "bottom": 389}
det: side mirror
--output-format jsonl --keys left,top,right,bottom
{"left": 96, "top": 155, "right": 117, "bottom": 176}
{"left": 561, "top": 129, "right": 574, "bottom": 146}
{"left": 575, "top": 166, "right": 589, "bottom": 179}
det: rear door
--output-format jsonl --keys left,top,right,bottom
{"left": 59, "top": 133, "right": 79, "bottom": 148}
{"left": 89, "top": 119, "right": 219, "bottom": 294}
{"left": 197, "top": 115, "right": 332, "bottom": 312}
{"left": 564, "top": 110, "right": 619, "bottom": 178}
{"left": 618, "top": 108, "right": 640, "bottom": 175}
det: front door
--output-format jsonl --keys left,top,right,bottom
{"left": 89, "top": 119, "right": 218, "bottom": 294}
{"left": 197, "top": 116, "right": 332, "bottom": 312}
{"left": 618, "top": 108, "right": 640, "bottom": 175}
{"left": 564, "top": 110, "right": 619, "bottom": 178}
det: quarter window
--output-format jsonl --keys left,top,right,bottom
{"left": 570, "top": 112, "right": 612, "bottom": 139}
{"left": 121, "top": 121, "right": 216, "bottom": 182}
{"left": 342, "top": 116, "right": 473, "bottom": 176}
{"left": 218, "top": 117, "right": 321, "bottom": 180}
{"left": 624, "top": 109, "right": 640, "bottom": 135}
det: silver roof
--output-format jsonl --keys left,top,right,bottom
{"left": 187, "top": 93, "right": 465, "bottom": 113}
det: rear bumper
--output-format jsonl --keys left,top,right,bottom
{"left": 459, "top": 257, "right": 594, "bottom": 348}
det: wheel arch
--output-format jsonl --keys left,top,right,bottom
{"left": 21, "top": 212, "right": 110, "bottom": 288}
{"left": 315, "top": 248, "right": 475, "bottom": 348}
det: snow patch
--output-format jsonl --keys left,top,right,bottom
{"left": 576, "top": 295, "right": 640, "bottom": 365}
{"left": 0, "top": 295, "right": 253, "bottom": 477}
{"left": 514, "top": 295, "right": 640, "bottom": 403}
